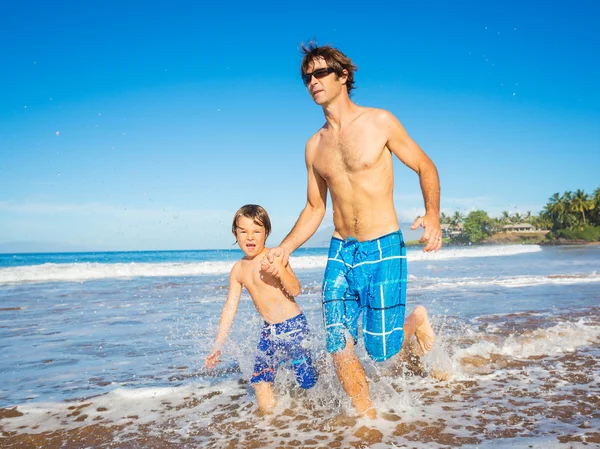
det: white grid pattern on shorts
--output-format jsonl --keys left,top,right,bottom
{"left": 325, "top": 237, "right": 405, "bottom": 358}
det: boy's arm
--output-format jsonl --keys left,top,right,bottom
{"left": 261, "top": 255, "right": 301, "bottom": 297}
{"left": 277, "top": 261, "right": 301, "bottom": 297}
{"left": 205, "top": 264, "right": 243, "bottom": 368}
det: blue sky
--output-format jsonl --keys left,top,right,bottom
{"left": 1, "top": 0, "right": 599, "bottom": 251}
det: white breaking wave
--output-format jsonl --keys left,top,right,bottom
{"left": 291, "top": 244, "right": 542, "bottom": 267}
{"left": 407, "top": 244, "right": 542, "bottom": 261}
{"left": 0, "top": 261, "right": 237, "bottom": 284}
{"left": 0, "top": 245, "right": 542, "bottom": 285}
{"left": 456, "top": 319, "right": 600, "bottom": 360}
{"left": 415, "top": 272, "right": 600, "bottom": 290}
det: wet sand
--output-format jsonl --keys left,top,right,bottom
{"left": 3, "top": 310, "right": 599, "bottom": 448}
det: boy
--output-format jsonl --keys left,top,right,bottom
{"left": 205, "top": 204, "right": 318, "bottom": 414}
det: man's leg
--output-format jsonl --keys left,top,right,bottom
{"left": 402, "top": 305, "right": 435, "bottom": 356}
{"left": 331, "top": 338, "right": 377, "bottom": 419}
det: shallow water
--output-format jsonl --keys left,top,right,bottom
{"left": 1, "top": 244, "right": 599, "bottom": 447}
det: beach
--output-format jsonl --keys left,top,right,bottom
{"left": 1, "top": 244, "right": 599, "bottom": 448}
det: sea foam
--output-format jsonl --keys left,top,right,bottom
{"left": 0, "top": 245, "right": 543, "bottom": 285}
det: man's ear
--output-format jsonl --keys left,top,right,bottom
{"left": 339, "top": 69, "right": 349, "bottom": 85}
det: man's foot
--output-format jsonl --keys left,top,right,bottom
{"left": 356, "top": 404, "right": 377, "bottom": 419}
{"left": 413, "top": 306, "right": 435, "bottom": 356}
{"left": 429, "top": 367, "right": 449, "bottom": 381}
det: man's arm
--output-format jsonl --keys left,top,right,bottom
{"left": 264, "top": 140, "right": 328, "bottom": 271}
{"left": 381, "top": 110, "right": 442, "bottom": 252}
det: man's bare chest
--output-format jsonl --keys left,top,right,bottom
{"left": 313, "top": 132, "right": 387, "bottom": 178}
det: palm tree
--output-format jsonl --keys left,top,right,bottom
{"left": 533, "top": 214, "right": 552, "bottom": 230}
{"left": 561, "top": 191, "right": 575, "bottom": 226}
{"left": 592, "top": 187, "right": 600, "bottom": 226}
{"left": 543, "top": 192, "right": 567, "bottom": 230}
{"left": 440, "top": 212, "right": 451, "bottom": 225}
{"left": 501, "top": 211, "right": 511, "bottom": 224}
{"left": 571, "top": 189, "right": 594, "bottom": 226}
{"left": 512, "top": 212, "right": 522, "bottom": 224}
{"left": 452, "top": 211, "right": 464, "bottom": 226}
{"left": 489, "top": 217, "right": 504, "bottom": 234}
{"left": 524, "top": 211, "right": 532, "bottom": 223}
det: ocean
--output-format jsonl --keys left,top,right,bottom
{"left": 1, "top": 244, "right": 599, "bottom": 448}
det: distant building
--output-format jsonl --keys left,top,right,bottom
{"left": 441, "top": 223, "right": 464, "bottom": 238}
{"left": 502, "top": 223, "right": 537, "bottom": 232}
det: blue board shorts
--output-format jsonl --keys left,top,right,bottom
{"left": 322, "top": 230, "right": 407, "bottom": 362}
{"left": 250, "top": 313, "right": 318, "bottom": 389}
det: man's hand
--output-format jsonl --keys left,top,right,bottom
{"left": 261, "top": 246, "right": 290, "bottom": 276}
{"left": 260, "top": 252, "right": 286, "bottom": 278}
{"left": 204, "top": 349, "right": 222, "bottom": 369}
{"left": 411, "top": 214, "right": 442, "bottom": 252}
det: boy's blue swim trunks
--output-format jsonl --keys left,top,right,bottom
{"left": 250, "top": 313, "right": 318, "bottom": 389}
{"left": 322, "top": 230, "right": 407, "bottom": 362}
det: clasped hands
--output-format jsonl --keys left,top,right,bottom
{"left": 260, "top": 247, "right": 289, "bottom": 277}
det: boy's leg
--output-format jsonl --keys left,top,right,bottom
{"left": 402, "top": 305, "right": 435, "bottom": 356}
{"left": 251, "top": 326, "right": 277, "bottom": 414}
{"left": 253, "top": 382, "right": 276, "bottom": 414}
{"left": 331, "top": 339, "right": 376, "bottom": 419}
{"left": 287, "top": 315, "right": 319, "bottom": 389}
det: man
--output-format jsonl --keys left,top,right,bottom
{"left": 263, "top": 42, "right": 442, "bottom": 418}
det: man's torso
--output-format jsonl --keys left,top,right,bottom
{"left": 310, "top": 107, "right": 400, "bottom": 241}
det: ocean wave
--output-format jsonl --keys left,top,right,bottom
{"left": 0, "top": 245, "right": 542, "bottom": 285}
{"left": 456, "top": 319, "right": 600, "bottom": 359}
{"left": 0, "top": 261, "right": 237, "bottom": 284}
{"left": 415, "top": 272, "right": 600, "bottom": 290}
{"left": 293, "top": 244, "right": 542, "bottom": 266}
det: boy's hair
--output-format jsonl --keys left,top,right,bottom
{"left": 300, "top": 41, "right": 358, "bottom": 96}
{"left": 232, "top": 204, "right": 272, "bottom": 241}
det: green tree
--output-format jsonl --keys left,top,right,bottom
{"left": 543, "top": 192, "right": 568, "bottom": 230}
{"left": 531, "top": 213, "right": 550, "bottom": 230}
{"left": 561, "top": 191, "right": 579, "bottom": 228}
{"left": 464, "top": 210, "right": 494, "bottom": 243}
{"left": 592, "top": 187, "right": 600, "bottom": 226}
{"left": 571, "top": 189, "right": 594, "bottom": 226}
{"left": 489, "top": 217, "right": 504, "bottom": 234}
{"left": 440, "top": 212, "right": 452, "bottom": 225}
{"left": 451, "top": 211, "right": 464, "bottom": 227}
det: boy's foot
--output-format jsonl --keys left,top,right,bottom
{"left": 414, "top": 308, "right": 435, "bottom": 356}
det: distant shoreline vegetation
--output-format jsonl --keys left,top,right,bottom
{"left": 415, "top": 186, "right": 600, "bottom": 246}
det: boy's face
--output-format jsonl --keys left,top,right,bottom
{"left": 235, "top": 215, "right": 267, "bottom": 257}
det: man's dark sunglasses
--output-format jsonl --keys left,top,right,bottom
{"left": 302, "top": 67, "right": 336, "bottom": 85}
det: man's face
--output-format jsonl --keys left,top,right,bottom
{"left": 305, "top": 57, "right": 345, "bottom": 106}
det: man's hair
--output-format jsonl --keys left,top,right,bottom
{"left": 232, "top": 204, "right": 272, "bottom": 241}
{"left": 300, "top": 41, "right": 358, "bottom": 95}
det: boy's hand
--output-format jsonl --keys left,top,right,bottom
{"left": 205, "top": 349, "right": 222, "bottom": 368}
{"left": 261, "top": 253, "right": 285, "bottom": 277}
{"left": 260, "top": 258, "right": 277, "bottom": 276}
{"left": 263, "top": 246, "right": 290, "bottom": 275}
